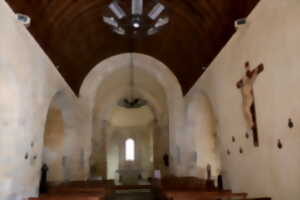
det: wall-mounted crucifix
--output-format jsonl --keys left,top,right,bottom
{"left": 236, "top": 62, "right": 264, "bottom": 147}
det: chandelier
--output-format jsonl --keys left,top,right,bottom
{"left": 103, "top": 0, "right": 169, "bottom": 36}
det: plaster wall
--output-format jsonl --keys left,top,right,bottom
{"left": 0, "top": 2, "right": 88, "bottom": 199}
{"left": 187, "top": 0, "right": 300, "bottom": 199}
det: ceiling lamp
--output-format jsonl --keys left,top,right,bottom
{"left": 103, "top": 0, "right": 169, "bottom": 36}
{"left": 118, "top": 53, "right": 147, "bottom": 109}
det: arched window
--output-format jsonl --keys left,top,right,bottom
{"left": 125, "top": 138, "right": 135, "bottom": 161}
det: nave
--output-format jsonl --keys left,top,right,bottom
{"left": 1, "top": 0, "right": 300, "bottom": 200}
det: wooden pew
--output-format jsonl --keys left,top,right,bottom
{"left": 29, "top": 196, "right": 101, "bottom": 200}
{"left": 30, "top": 180, "right": 114, "bottom": 200}
{"left": 151, "top": 176, "right": 217, "bottom": 200}
{"left": 162, "top": 191, "right": 271, "bottom": 200}
{"left": 151, "top": 176, "right": 251, "bottom": 200}
{"left": 47, "top": 180, "right": 114, "bottom": 198}
{"left": 163, "top": 190, "right": 248, "bottom": 200}
{"left": 154, "top": 176, "right": 215, "bottom": 191}
{"left": 238, "top": 198, "right": 271, "bottom": 200}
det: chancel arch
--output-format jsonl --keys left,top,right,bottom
{"left": 80, "top": 53, "right": 186, "bottom": 179}
{"left": 87, "top": 68, "right": 169, "bottom": 181}
{"left": 91, "top": 84, "right": 169, "bottom": 180}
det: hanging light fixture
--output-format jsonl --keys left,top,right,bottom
{"left": 103, "top": 0, "right": 169, "bottom": 36}
{"left": 103, "top": 0, "right": 168, "bottom": 108}
{"left": 118, "top": 53, "right": 147, "bottom": 109}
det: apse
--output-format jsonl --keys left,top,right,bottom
{"left": 106, "top": 105, "right": 155, "bottom": 184}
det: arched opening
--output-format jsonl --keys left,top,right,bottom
{"left": 43, "top": 103, "right": 66, "bottom": 182}
{"left": 40, "top": 91, "right": 85, "bottom": 188}
{"left": 89, "top": 67, "right": 169, "bottom": 184}
{"left": 186, "top": 91, "right": 221, "bottom": 181}
{"left": 105, "top": 105, "right": 156, "bottom": 184}
{"left": 80, "top": 53, "right": 184, "bottom": 182}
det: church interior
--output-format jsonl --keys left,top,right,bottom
{"left": 0, "top": 0, "right": 298, "bottom": 200}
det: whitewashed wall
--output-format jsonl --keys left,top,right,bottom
{"left": 0, "top": 2, "right": 87, "bottom": 199}
{"left": 187, "top": 0, "right": 300, "bottom": 199}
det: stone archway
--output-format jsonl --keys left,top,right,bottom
{"left": 43, "top": 100, "right": 65, "bottom": 182}
{"left": 80, "top": 53, "right": 186, "bottom": 176}
{"left": 185, "top": 90, "right": 221, "bottom": 180}
{"left": 89, "top": 85, "right": 169, "bottom": 181}
{"left": 39, "top": 90, "right": 85, "bottom": 185}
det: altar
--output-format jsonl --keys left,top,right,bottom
{"left": 116, "top": 169, "right": 142, "bottom": 185}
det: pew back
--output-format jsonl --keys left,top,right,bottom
{"left": 29, "top": 197, "right": 100, "bottom": 200}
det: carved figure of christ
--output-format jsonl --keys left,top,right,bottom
{"left": 236, "top": 62, "right": 264, "bottom": 146}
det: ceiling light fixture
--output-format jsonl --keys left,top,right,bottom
{"left": 103, "top": 0, "right": 169, "bottom": 36}
{"left": 118, "top": 53, "right": 147, "bottom": 109}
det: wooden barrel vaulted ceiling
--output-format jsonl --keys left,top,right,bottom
{"left": 7, "top": 0, "right": 259, "bottom": 94}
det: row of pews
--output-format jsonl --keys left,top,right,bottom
{"left": 151, "top": 176, "right": 271, "bottom": 200}
{"left": 28, "top": 176, "right": 272, "bottom": 200}
{"left": 29, "top": 180, "right": 114, "bottom": 200}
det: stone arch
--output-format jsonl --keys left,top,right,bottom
{"left": 185, "top": 90, "right": 221, "bottom": 179}
{"left": 80, "top": 53, "right": 185, "bottom": 175}
{"left": 91, "top": 86, "right": 169, "bottom": 180}
{"left": 38, "top": 90, "right": 85, "bottom": 186}
{"left": 43, "top": 95, "right": 66, "bottom": 182}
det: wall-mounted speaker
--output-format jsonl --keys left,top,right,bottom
{"left": 16, "top": 13, "right": 31, "bottom": 28}
{"left": 234, "top": 18, "right": 247, "bottom": 29}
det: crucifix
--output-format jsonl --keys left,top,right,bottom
{"left": 236, "top": 62, "right": 264, "bottom": 147}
